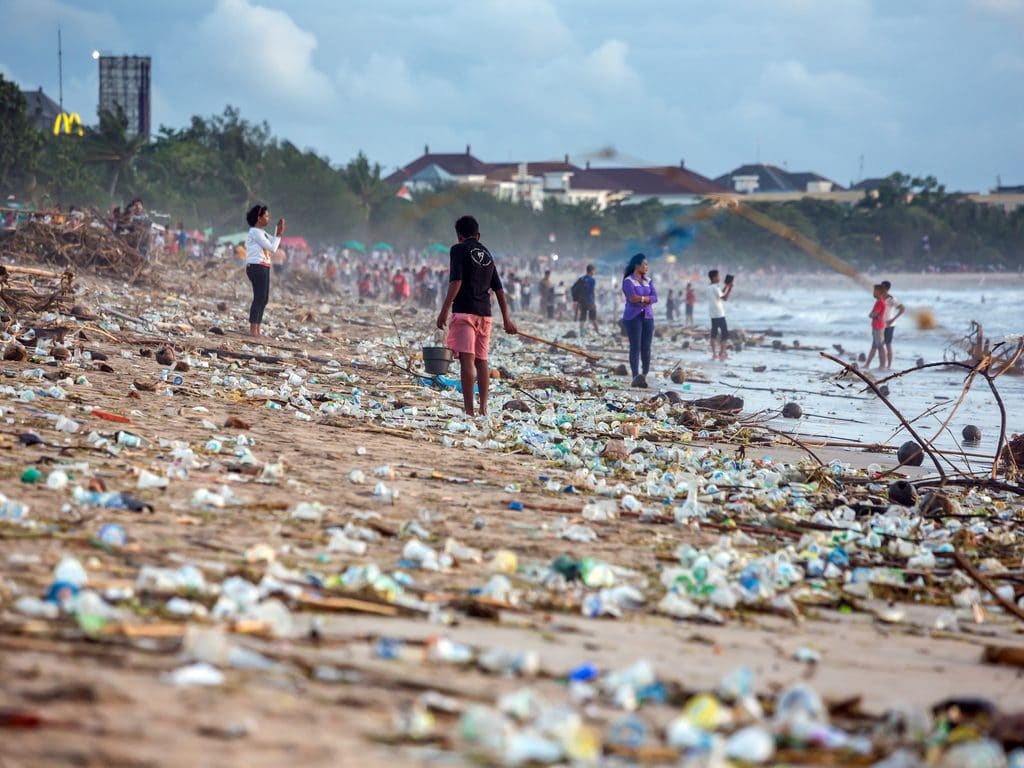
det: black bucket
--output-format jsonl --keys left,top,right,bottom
{"left": 422, "top": 345, "right": 453, "bottom": 375}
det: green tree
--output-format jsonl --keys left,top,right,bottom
{"left": 0, "top": 73, "right": 45, "bottom": 192}
{"left": 342, "top": 152, "right": 392, "bottom": 233}
{"left": 82, "top": 106, "right": 147, "bottom": 198}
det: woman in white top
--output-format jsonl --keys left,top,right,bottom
{"left": 244, "top": 204, "right": 285, "bottom": 338}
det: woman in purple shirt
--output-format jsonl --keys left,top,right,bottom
{"left": 621, "top": 253, "right": 657, "bottom": 388}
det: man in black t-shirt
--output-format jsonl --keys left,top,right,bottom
{"left": 436, "top": 215, "right": 517, "bottom": 416}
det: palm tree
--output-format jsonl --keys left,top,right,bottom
{"left": 343, "top": 151, "right": 392, "bottom": 227}
{"left": 82, "top": 106, "right": 147, "bottom": 198}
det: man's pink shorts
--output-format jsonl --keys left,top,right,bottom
{"left": 447, "top": 313, "right": 493, "bottom": 360}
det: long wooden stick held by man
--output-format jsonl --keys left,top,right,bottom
{"left": 516, "top": 330, "right": 602, "bottom": 362}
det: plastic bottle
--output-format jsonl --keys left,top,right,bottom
{"left": 326, "top": 529, "right": 366, "bottom": 556}
{"left": 402, "top": 540, "right": 440, "bottom": 570}
{"left": 15, "top": 596, "right": 60, "bottom": 619}
{"left": 579, "top": 557, "right": 615, "bottom": 588}
{"left": 0, "top": 498, "right": 30, "bottom": 522}
{"left": 425, "top": 636, "right": 474, "bottom": 664}
{"left": 54, "top": 556, "right": 88, "bottom": 587}
{"left": 116, "top": 431, "right": 142, "bottom": 448}
{"left": 477, "top": 648, "right": 540, "bottom": 677}
{"left": 674, "top": 477, "right": 702, "bottom": 523}
{"left": 72, "top": 487, "right": 136, "bottom": 510}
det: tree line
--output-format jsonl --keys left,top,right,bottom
{"left": 2, "top": 73, "right": 1021, "bottom": 270}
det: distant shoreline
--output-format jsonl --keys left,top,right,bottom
{"left": 750, "top": 270, "right": 1024, "bottom": 291}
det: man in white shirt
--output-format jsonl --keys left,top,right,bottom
{"left": 707, "top": 269, "right": 733, "bottom": 360}
{"left": 880, "top": 280, "right": 905, "bottom": 371}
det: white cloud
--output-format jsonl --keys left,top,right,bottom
{"left": 336, "top": 53, "right": 459, "bottom": 113}
{"left": 454, "top": 0, "right": 573, "bottom": 57}
{"left": 970, "top": 0, "right": 1024, "bottom": 15}
{"left": 584, "top": 40, "right": 636, "bottom": 90}
{"left": 3, "top": 0, "right": 122, "bottom": 40}
{"left": 193, "top": 0, "right": 334, "bottom": 110}
{"left": 760, "top": 60, "right": 884, "bottom": 118}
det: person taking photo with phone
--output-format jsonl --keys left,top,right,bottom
{"left": 708, "top": 269, "right": 734, "bottom": 361}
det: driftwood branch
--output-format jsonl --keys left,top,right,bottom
{"left": 821, "top": 353, "right": 947, "bottom": 480}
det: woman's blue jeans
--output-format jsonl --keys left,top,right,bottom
{"left": 624, "top": 315, "right": 653, "bottom": 377}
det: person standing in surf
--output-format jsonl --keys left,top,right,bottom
{"left": 880, "top": 280, "right": 905, "bottom": 370}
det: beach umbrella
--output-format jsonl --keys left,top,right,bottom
{"left": 217, "top": 231, "right": 249, "bottom": 244}
{"left": 427, "top": 243, "right": 449, "bottom": 254}
{"left": 372, "top": 241, "right": 395, "bottom": 251}
{"left": 281, "top": 236, "right": 310, "bottom": 251}
{"left": 341, "top": 240, "right": 366, "bottom": 252}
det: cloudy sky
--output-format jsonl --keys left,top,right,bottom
{"left": 3, "top": 0, "right": 1022, "bottom": 191}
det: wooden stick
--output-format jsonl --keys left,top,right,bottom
{"left": 516, "top": 331, "right": 601, "bottom": 361}
{"left": 0, "top": 264, "right": 72, "bottom": 279}
{"left": 948, "top": 551, "right": 1024, "bottom": 623}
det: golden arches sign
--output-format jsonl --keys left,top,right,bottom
{"left": 53, "top": 111, "right": 84, "bottom": 137}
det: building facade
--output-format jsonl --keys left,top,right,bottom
{"left": 98, "top": 55, "right": 151, "bottom": 139}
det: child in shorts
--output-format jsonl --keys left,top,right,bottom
{"left": 865, "top": 284, "right": 887, "bottom": 369}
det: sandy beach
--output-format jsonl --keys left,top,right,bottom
{"left": 1, "top": 258, "right": 1022, "bottom": 767}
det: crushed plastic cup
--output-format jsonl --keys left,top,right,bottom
{"left": 137, "top": 469, "right": 169, "bottom": 489}
{"left": 45, "top": 469, "right": 69, "bottom": 490}
{"left": 163, "top": 662, "right": 225, "bottom": 687}
{"left": 490, "top": 550, "right": 518, "bottom": 574}
{"left": 55, "top": 415, "right": 81, "bottom": 433}
{"left": 290, "top": 501, "right": 325, "bottom": 522}
{"left": 725, "top": 726, "right": 775, "bottom": 763}
{"left": 97, "top": 523, "right": 127, "bottom": 547}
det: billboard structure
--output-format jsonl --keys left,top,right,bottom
{"left": 98, "top": 55, "right": 151, "bottom": 139}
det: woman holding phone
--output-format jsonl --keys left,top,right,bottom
{"left": 621, "top": 252, "right": 657, "bottom": 388}
{"left": 244, "top": 204, "right": 285, "bottom": 338}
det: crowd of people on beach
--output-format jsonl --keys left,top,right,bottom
{"left": 5, "top": 194, "right": 908, "bottom": 415}
{"left": 231, "top": 202, "right": 912, "bottom": 413}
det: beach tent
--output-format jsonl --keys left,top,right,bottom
{"left": 341, "top": 239, "right": 366, "bottom": 252}
{"left": 281, "top": 236, "right": 310, "bottom": 251}
{"left": 217, "top": 231, "right": 248, "bottom": 244}
{"left": 372, "top": 241, "right": 394, "bottom": 251}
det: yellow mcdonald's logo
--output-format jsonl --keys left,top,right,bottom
{"left": 53, "top": 111, "right": 85, "bottom": 137}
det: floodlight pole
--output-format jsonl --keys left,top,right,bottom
{"left": 58, "top": 26, "right": 64, "bottom": 112}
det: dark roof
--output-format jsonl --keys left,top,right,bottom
{"left": 715, "top": 163, "right": 844, "bottom": 193}
{"left": 385, "top": 150, "right": 492, "bottom": 184}
{"left": 788, "top": 171, "right": 846, "bottom": 191}
{"left": 850, "top": 177, "right": 889, "bottom": 191}
{"left": 992, "top": 184, "right": 1024, "bottom": 194}
{"left": 572, "top": 165, "right": 726, "bottom": 195}
{"left": 20, "top": 88, "right": 61, "bottom": 131}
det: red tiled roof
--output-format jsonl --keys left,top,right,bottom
{"left": 571, "top": 166, "right": 726, "bottom": 194}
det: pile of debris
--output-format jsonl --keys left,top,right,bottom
{"left": 0, "top": 212, "right": 146, "bottom": 282}
{"left": 0, "top": 264, "right": 76, "bottom": 319}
